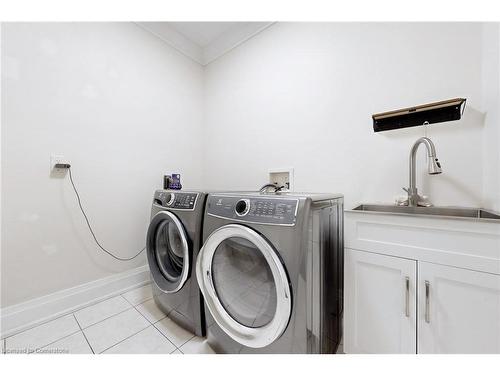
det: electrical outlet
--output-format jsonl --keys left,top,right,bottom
{"left": 51, "top": 154, "right": 65, "bottom": 169}
{"left": 269, "top": 168, "right": 294, "bottom": 191}
{"left": 50, "top": 154, "right": 69, "bottom": 177}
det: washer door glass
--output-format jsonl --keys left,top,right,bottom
{"left": 211, "top": 237, "right": 277, "bottom": 328}
{"left": 196, "top": 224, "right": 292, "bottom": 348}
{"left": 147, "top": 211, "right": 190, "bottom": 293}
{"left": 155, "top": 219, "right": 185, "bottom": 281}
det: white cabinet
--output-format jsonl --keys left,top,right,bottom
{"left": 344, "top": 249, "right": 500, "bottom": 354}
{"left": 344, "top": 249, "right": 417, "bottom": 354}
{"left": 344, "top": 210, "right": 500, "bottom": 354}
{"left": 418, "top": 262, "right": 500, "bottom": 354}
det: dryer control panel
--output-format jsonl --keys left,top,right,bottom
{"left": 154, "top": 190, "right": 198, "bottom": 210}
{"left": 207, "top": 195, "right": 298, "bottom": 226}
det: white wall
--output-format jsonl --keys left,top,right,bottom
{"left": 2, "top": 21, "right": 499, "bottom": 311}
{"left": 1, "top": 23, "right": 204, "bottom": 308}
{"left": 203, "top": 23, "right": 497, "bottom": 210}
{"left": 481, "top": 23, "right": 500, "bottom": 211}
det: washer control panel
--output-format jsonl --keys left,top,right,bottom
{"left": 207, "top": 195, "right": 298, "bottom": 225}
{"left": 154, "top": 190, "right": 198, "bottom": 210}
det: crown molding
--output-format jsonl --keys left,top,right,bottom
{"left": 135, "top": 22, "right": 204, "bottom": 64}
{"left": 135, "top": 22, "right": 275, "bottom": 66}
{"left": 203, "top": 22, "right": 274, "bottom": 65}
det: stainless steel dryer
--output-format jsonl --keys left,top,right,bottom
{"left": 196, "top": 192, "right": 344, "bottom": 353}
{"left": 146, "top": 190, "right": 207, "bottom": 336}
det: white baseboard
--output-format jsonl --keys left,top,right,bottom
{"left": 0, "top": 265, "right": 150, "bottom": 339}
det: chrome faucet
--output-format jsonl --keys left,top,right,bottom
{"left": 403, "top": 137, "right": 442, "bottom": 207}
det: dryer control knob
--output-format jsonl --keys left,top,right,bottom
{"left": 235, "top": 199, "right": 250, "bottom": 216}
{"left": 165, "top": 193, "right": 175, "bottom": 206}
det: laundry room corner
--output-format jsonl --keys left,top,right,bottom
{"left": 0, "top": 22, "right": 205, "bottom": 334}
{"left": 0, "top": 1, "right": 500, "bottom": 369}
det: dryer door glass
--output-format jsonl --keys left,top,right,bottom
{"left": 211, "top": 237, "right": 277, "bottom": 328}
{"left": 155, "top": 220, "right": 185, "bottom": 280}
{"left": 196, "top": 224, "right": 292, "bottom": 348}
{"left": 147, "top": 211, "right": 190, "bottom": 294}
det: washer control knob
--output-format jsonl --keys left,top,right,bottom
{"left": 235, "top": 199, "right": 250, "bottom": 216}
{"left": 165, "top": 193, "right": 175, "bottom": 206}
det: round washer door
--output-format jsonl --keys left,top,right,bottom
{"left": 196, "top": 224, "right": 292, "bottom": 348}
{"left": 147, "top": 211, "right": 190, "bottom": 293}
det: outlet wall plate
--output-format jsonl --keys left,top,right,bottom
{"left": 50, "top": 154, "right": 69, "bottom": 177}
{"left": 269, "top": 167, "right": 294, "bottom": 191}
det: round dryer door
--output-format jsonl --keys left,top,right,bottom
{"left": 147, "top": 211, "right": 190, "bottom": 293}
{"left": 196, "top": 224, "right": 292, "bottom": 348}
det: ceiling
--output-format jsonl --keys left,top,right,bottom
{"left": 136, "top": 22, "right": 274, "bottom": 65}
{"left": 169, "top": 22, "right": 241, "bottom": 47}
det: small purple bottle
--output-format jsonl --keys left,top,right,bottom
{"left": 169, "top": 174, "right": 182, "bottom": 190}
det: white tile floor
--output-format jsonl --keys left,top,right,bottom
{"left": 1, "top": 283, "right": 344, "bottom": 355}
{"left": 2, "top": 283, "right": 214, "bottom": 354}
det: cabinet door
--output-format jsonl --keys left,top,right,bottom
{"left": 344, "top": 249, "right": 417, "bottom": 353}
{"left": 418, "top": 262, "right": 500, "bottom": 353}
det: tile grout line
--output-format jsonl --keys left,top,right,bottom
{"left": 121, "top": 285, "right": 154, "bottom": 306}
{"left": 178, "top": 334, "right": 198, "bottom": 352}
{"left": 78, "top": 304, "right": 138, "bottom": 331}
{"left": 2, "top": 285, "right": 151, "bottom": 340}
{"left": 153, "top": 315, "right": 194, "bottom": 352}
{"left": 6, "top": 313, "right": 81, "bottom": 353}
{"left": 131, "top": 304, "right": 179, "bottom": 352}
{"left": 59, "top": 295, "right": 153, "bottom": 354}
{"left": 116, "top": 293, "right": 135, "bottom": 307}
{"left": 4, "top": 287, "right": 161, "bottom": 354}
{"left": 130, "top": 300, "right": 166, "bottom": 325}
{"left": 98, "top": 323, "right": 153, "bottom": 354}
{"left": 87, "top": 295, "right": 155, "bottom": 353}
{"left": 20, "top": 301, "right": 152, "bottom": 353}
{"left": 122, "top": 295, "right": 154, "bottom": 309}
{"left": 151, "top": 316, "right": 183, "bottom": 349}
{"left": 36, "top": 329, "right": 81, "bottom": 352}
{"left": 9, "top": 301, "right": 144, "bottom": 351}
{"left": 73, "top": 313, "right": 95, "bottom": 354}
{"left": 178, "top": 335, "right": 215, "bottom": 354}
{"left": 2, "top": 301, "right": 124, "bottom": 341}
{"left": 74, "top": 293, "right": 149, "bottom": 331}
{"left": 35, "top": 314, "right": 83, "bottom": 352}
{"left": 177, "top": 336, "right": 192, "bottom": 352}
{"left": 2, "top": 310, "right": 79, "bottom": 341}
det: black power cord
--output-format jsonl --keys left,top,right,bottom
{"left": 68, "top": 167, "right": 146, "bottom": 261}
{"left": 259, "top": 183, "right": 285, "bottom": 193}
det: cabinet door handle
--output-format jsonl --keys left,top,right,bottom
{"left": 405, "top": 277, "right": 410, "bottom": 317}
{"left": 425, "top": 280, "right": 430, "bottom": 323}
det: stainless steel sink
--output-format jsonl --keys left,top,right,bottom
{"left": 352, "top": 204, "right": 500, "bottom": 220}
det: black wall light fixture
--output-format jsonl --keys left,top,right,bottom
{"left": 372, "top": 98, "right": 466, "bottom": 133}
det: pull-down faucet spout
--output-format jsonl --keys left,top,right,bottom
{"left": 405, "top": 137, "right": 442, "bottom": 207}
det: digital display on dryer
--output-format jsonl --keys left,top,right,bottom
{"left": 251, "top": 200, "right": 296, "bottom": 220}
{"left": 207, "top": 195, "right": 298, "bottom": 225}
{"left": 172, "top": 193, "right": 197, "bottom": 209}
